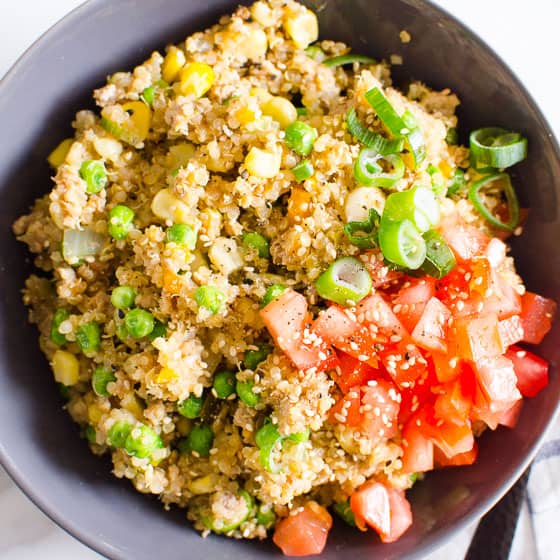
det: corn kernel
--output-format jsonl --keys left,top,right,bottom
{"left": 345, "top": 186, "right": 386, "bottom": 223}
{"left": 88, "top": 403, "right": 104, "bottom": 424}
{"left": 47, "top": 138, "right": 74, "bottom": 168}
{"left": 262, "top": 96, "right": 297, "bottom": 128}
{"left": 121, "top": 101, "right": 152, "bottom": 144}
{"left": 51, "top": 350, "right": 80, "bottom": 386}
{"left": 151, "top": 188, "right": 191, "bottom": 223}
{"left": 178, "top": 62, "right": 215, "bottom": 98}
{"left": 162, "top": 46, "right": 186, "bottom": 83}
{"left": 235, "top": 105, "right": 259, "bottom": 125}
{"left": 251, "top": 1, "right": 275, "bottom": 27}
{"left": 93, "top": 137, "right": 122, "bottom": 162}
{"left": 283, "top": 7, "right": 319, "bottom": 49}
{"left": 188, "top": 474, "right": 217, "bottom": 495}
{"left": 156, "top": 367, "right": 179, "bottom": 384}
{"left": 200, "top": 208, "right": 222, "bottom": 240}
{"left": 121, "top": 392, "right": 144, "bottom": 420}
{"left": 238, "top": 25, "right": 268, "bottom": 60}
{"left": 208, "top": 237, "right": 244, "bottom": 276}
{"left": 288, "top": 187, "right": 313, "bottom": 223}
{"left": 249, "top": 87, "right": 273, "bottom": 104}
{"left": 244, "top": 147, "right": 281, "bottom": 178}
{"left": 167, "top": 142, "right": 196, "bottom": 169}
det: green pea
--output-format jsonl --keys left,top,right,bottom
{"left": 256, "top": 504, "right": 277, "bottom": 529}
{"left": 111, "top": 286, "right": 136, "bottom": 310}
{"left": 184, "top": 424, "right": 214, "bottom": 457}
{"left": 213, "top": 371, "right": 236, "bottom": 399}
{"left": 124, "top": 308, "right": 155, "bottom": 339}
{"left": 148, "top": 319, "right": 168, "bottom": 342}
{"left": 124, "top": 424, "right": 164, "bottom": 459}
{"left": 243, "top": 343, "right": 273, "bottom": 370}
{"left": 108, "top": 204, "right": 135, "bottom": 240}
{"left": 85, "top": 425, "right": 97, "bottom": 444}
{"left": 236, "top": 380, "right": 259, "bottom": 407}
{"left": 50, "top": 308, "right": 70, "bottom": 346}
{"left": 76, "top": 321, "right": 101, "bottom": 353}
{"left": 262, "top": 284, "right": 287, "bottom": 307}
{"left": 242, "top": 232, "right": 270, "bottom": 258}
{"left": 178, "top": 394, "right": 204, "bottom": 419}
{"left": 58, "top": 383, "right": 71, "bottom": 401}
{"left": 116, "top": 323, "right": 129, "bottom": 342}
{"left": 92, "top": 366, "right": 116, "bottom": 397}
{"left": 194, "top": 285, "right": 226, "bottom": 314}
{"left": 166, "top": 224, "right": 197, "bottom": 249}
{"left": 284, "top": 121, "right": 318, "bottom": 156}
{"left": 79, "top": 160, "right": 108, "bottom": 194}
{"left": 107, "top": 420, "right": 133, "bottom": 448}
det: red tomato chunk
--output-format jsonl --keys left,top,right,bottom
{"left": 519, "top": 292, "right": 556, "bottom": 344}
{"left": 505, "top": 345, "right": 549, "bottom": 397}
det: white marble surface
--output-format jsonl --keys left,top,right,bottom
{"left": 1, "top": 1, "right": 558, "bottom": 558}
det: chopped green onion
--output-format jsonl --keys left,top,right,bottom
{"left": 410, "top": 472, "right": 419, "bottom": 484}
{"left": 111, "top": 286, "right": 136, "bottom": 310}
{"left": 76, "top": 321, "right": 101, "bottom": 353}
{"left": 382, "top": 185, "right": 440, "bottom": 233}
{"left": 92, "top": 366, "right": 116, "bottom": 397}
{"left": 255, "top": 419, "right": 282, "bottom": 473}
{"left": 333, "top": 500, "right": 356, "bottom": 527}
{"left": 148, "top": 319, "right": 167, "bottom": 341}
{"left": 262, "top": 284, "right": 287, "bottom": 307}
{"left": 108, "top": 205, "right": 135, "bottom": 240}
{"left": 256, "top": 504, "right": 277, "bottom": 528}
{"left": 178, "top": 394, "right": 204, "bottom": 419}
{"left": 80, "top": 160, "right": 108, "bottom": 194}
{"left": 236, "top": 379, "right": 259, "bottom": 407}
{"left": 165, "top": 224, "right": 197, "bottom": 249}
{"left": 107, "top": 421, "right": 133, "bottom": 448}
{"left": 287, "top": 428, "right": 310, "bottom": 442}
{"left": 213, "top": 371, "right": 236, "bottom": 399}
{"left": 364, "top": 87, "right": 406, "bottom": 137}
{"left": 242, "top": 232, "right": 270, "bottom": 258}
{"left": 447, "top": 168, "right": 466, "bottom": 196}
{"left": 469, "top": 127, "right": 528, "bottom": 169}
{"left": 195, "top": 285, "right": 226, "bottom": 314}
{"left": 100, "top": 116, "right": 124, "bottom": 138}
{"left": 184, "top": 424, "right": 214, "bottom": 457}
{"left": 284, "top": 121, "right": 318, "bottom": 156}
{"left": 468, "top": 173, "right": 520, "bottom": 231}
{"left": 346, "top": 108, "right": 405, "bottom": 154}
{"left": 292, "top": 160, "right": 314, "bottom": 182}
{"left": 427, "top": 164, "right": 446, "bottom": 198}
{"left": 421, "top": 229, "right": 456, "bottom": 278}
{"left": 445, "top": 127, "right": 459, "bottom": 145}
{"left": 201, "top": 490, "right": 254, "bottom": 533}
{"left": 354, "top": 148, "right": 404, "bottom": 189}
{"left": 378, "top": 218, "right": 426, "bottom": 270}
{"left": 140, "top": 79, "right": 168, "bottom": 106}
{"left": 401, "top": 110, "right": 427, "bottom": 168}
{"left": 244, "top": 343, "right": 273, "bottom": 370}
{"left": 124, "top": 424, "right": 163, "bottom": 459}
{"left": 343, "top": 207, "right": 380, "bottom": 249}
{"left": 323, "top": 54, "right": 376, "bottom": 67}
{"left": 304, "top": 45, "right": 324, "bottom": 61}
{"left": 124, "top": 308, "right": 155, "bottom": 338}
{"left": 62, "top": 229, "right": 104, "bottom": 265}
{"left": 296, "top": 107, "right": 308, "bottom": 116}
{"left": 51, "top": 308, "right": 70, "bottom": 346}
{"left": 85, "top": 425, "right": 97, "bottom": 444}
{"left": 315, "top": 256, "right": 372, "bottom": 305}
{"left": 58, "top": 383, "right": 71, "bottom": 401}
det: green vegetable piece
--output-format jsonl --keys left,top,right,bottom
{"left": 242, "top": 232, "right": 270, "bottom": 258}
{"left": 346, "top": 108, "right": 405, "bottom": 154}
{"left": 287, "top": 428, "right": 310, "bottom": 442}
{"left": 410, "top": 472, "right": 419, "bottom": 484}
{"left": 140, "top": 81, "right": 167, "bottom": 106}
{"left": 236, "top": 380, "right": 259, "bottom": 407}
{"left": 194, "top": 285, "right": 226, "bottom": 314}
{"left": 124, "top": 308, "right": 155, "bottom": 339}
{"left": 107, "top": 421, "right": 133, "bottom": 448}
{"left": 304, "top": 45, "right": 324, "bottom": 61}
{"left": 148, "top": 319, "right": 167, "bottom": 341}
{"left": 185, "top": 423, "right": 214, "bottom": 457}
{"left": 469, "top": 127, "right": 528, "bottom": 169}
{"left": 333, "top": 500, "right": 356, "bottom": 527}
{"left": 315, "top": 256, "right": 372, "bottom": 306}
{"left": 50, "top": 308, "right": 70, "bottom": 346}
{"left": 343, "top": 208, "right": 381, "bottom": 249}
{"left": 284, "top": 121, "right": 318, "bottom": 156}
{"left": 354, "top": 148, "right": 404, "bottom": 189}
{"left": 92, "top": 366, "right": 116, "bottom": 397}
{"left": 58, "top": 383, "right": 71, "bottom": 401}
{"left": 79, "top": 160, "right": 108, "bottom": 194}
{"left": 262, "top": 284, "right": 287, "bottom": 307}
{"left": 427, "top": 163, "right": 447, "bottom": 198}
{"left": 255, "top": 420, "right": 282, "bottom": 472}
{"left": 108, "top": 204, "right": 135, "bottom": 240}
{"left": 111, "top": 286, "right": 136, "bottom": 310}
{"left": 421, "top": 229, "right": 457, "bottom": 279}
{"left": 296, "top": 107, "right": 308, "bottom": 116}
{"left": 292, "top": 159, "right": 314, "bottom": 182}
{"left": 124, "top": 424, "right": 164, "bottom": 458}
{"left": 445, "top": 127, "right": 459, "bottom": 145}
{"left": 256, "top": 504, "right": 277, "bottom": 529}
{"left": 178, "top": 394, "right": 204, "bottom": 419}
{"left": 85, "top": 425, "right": 97, "bottom": 444}
{"left": 116, "top": 323, "right": 129, "bottom": 342}
{"left": 447, "top": 168, "right": 466, "bottom": 196}
{"left": 244, "top": 343, "right": 273, "bottom": 370}
{"left": 76, "top": 321, "right": 101, "bottom": 353}
{"left": 378, "top": 218, "right": 426, "bottom": 270}
{"left": 323, "top": 54, "right": 376, "bottom": 68}
{"left": 202, "top": 490, "right": 254, "bottom": 533}
{"left": 382, "top": 185, "right": 440, "bottom": 233}
{"left": 166, "top": 223, "right": 197, "bottom": 249}
{"left": 213, "top": 370, "right": 236, "bottom": 399}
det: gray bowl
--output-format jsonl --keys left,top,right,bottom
{"left": 0, "top": 1, "right": 558, "bottom": 558}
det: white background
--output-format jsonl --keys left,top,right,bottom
{"left": 0, "top": 1, "right": 558, "bottom": 559}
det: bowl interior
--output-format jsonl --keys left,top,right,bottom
{"left": 0, "top": 1, "right": 558, "bottom": 559}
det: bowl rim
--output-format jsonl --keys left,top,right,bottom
{"left": 1, "top": 1, "right": 559, "bottom": 559}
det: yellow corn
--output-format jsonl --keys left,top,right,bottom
{"left": 244, "top": 147, "right": 281, "bottom": 179}
{"left": 93, "top": 137, "right": 122, "bottom": 162}
{"left": 238, "top": 25, "right": 268, "bottom": 60}
{"left": 235, "top": 105, "right": 259, "bottom": 125}
{"left": 178, "top": 62, "right": 215, "bottom": 98}
{"left": 250, "top": 1, "right": 275, "bottom": 27}
{"left": 156, "top": 367, "right": 179, "bottom": 384}
{"left": 283, "top": 7, "right": 319, "bottom": 49}
{"left": 188, "top": 474, "right": 217, "bottom": 495}
{"left": 51, "top": 350, "right": 80, "bottom": 386}
{"left": 47, "top": 138, "right": 74, "bottom": 168}
{"left": 288, "top": 187, "right": 313, "bottom": 223}
{"left": 262, "top": 96, "right": 298, "bottom": 128}
{"left": 120, "top": 101, "right": 152, "bottom": 145}
{"left": 199, "top": 208, "right": 222, "bottom": 240}
{"left": 249, "top": 87, "right": 273, "bottom": 104}
{"left": 162, "top": 46, "right": 186, "bottom": 83}
{"left": 151, "top": 188, "right": 191, "bottom": 223}
{"left": 167, "top": 142, "right": 195, "bottom": 169}
{"left": 121, "top": 393, "right": 144, "bottom": 420}
{"left": 208, "top": 237, "right": 243, "bottom": 275}
{"left": 88, "top": 403, "right": 104, "bottom": 424}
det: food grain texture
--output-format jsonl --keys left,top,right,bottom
{"left": 13, "top": 0, "right": 525, "bottom": 546}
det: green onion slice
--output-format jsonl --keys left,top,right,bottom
{"left": 469, "top": 127, "right": 528, "bottom": 169}
{"left": 343, "top": 208, "right": 380, "bottom": 249}
{"left": 346, "top": 108, "right": 405, "bottom": 154}
{"left": 304, "top": 45, "right": 325, "bottom": 62}
{"left": 62, "top": 229, "right": 105, "bottom": 265}
{"left": 255, "top": 420, "right": 282, "bottom": 473}
{"left": 292, "top": 160, "right": 314, "bottom": 182}
{"left": 421, "top": 229, "right": 456, "bottom": 278}
{"left": 378, "top": 218, "right": 427, "bottom": 270}
{"left": 382, "top": 185, "right": 440, "bottom": 233}
{"left": 332, "top": 500, "right": 356, "bottom": 527}
{"left": 323, "top": 54, "right": 376, "bottom": 68}
{"left": 445, "top": 127, "right": 459, "bottom": 145}
{"left": 427, "top": 163, "right": 446, "bottom": 198}
{"left": 468, "top": 173, "right": 520, "bottom": 231}
{"left": 354, "top": 148, "right": 405, "bottom": 189}
{"left": 315, "top": 256, "right": 372, "bottom": 306}
{"left": 446, "top": 168, "right": 466, "bottom": 196}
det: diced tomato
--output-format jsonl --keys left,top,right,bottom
{"left": 335, "top": 352, "right": 379, "bottom": 393}
{"left": 433, "top": 367, "right": 475, "bottom": 426}
{"left": 519, "top": 292, "right": 556, "bottom": 344}
{"left": 497, "top": 399, "right": 523, "bottom": 428}
{"left": 350, "top": 481, "right": 412, "bottom": 543}
{"left": 485, "top": 238, "right": 507, "bottom": 268}
{"left": 473, "top": 355, "right": 522, "bottom": 408}
{"left": 378, "top": 340, "right": 429, "bottom": 388}
{"left": 356, "top": 292, "right": 408, "bottom": 339}
{"left": 505, "top": 345, "right": 549, "bottom": 397}
{"left": 434, "top": 441, "right": 478, "bottom": 468}
{"left": 329, "top": 390, "right": 362, "bottom": 427}
{"left": 430, "top": 351, "right": 462, "bottom": 383}
{"left": 361, "top": 249, "right": 404, "bottom": 288}
{"left": 401, "top": 419, "right": 434, "bottom": 473}
{"left": 448, "top": 313, "right": 504, "bottom": 362}
{"left": 482, "top": 271, "right": 522, "bottom": 320}
{"left": 397, "top": 364, "right": 437, "bottom": 425}
{"left": 392, "top": 277, "right": 436, "bottom": 333}
{"left": 498, "top": 315, "right": 524, "bottom": 348}
{"left": 273, "top": 502, "right": 332, "bottom": 557}
{"left": 439, "top": 221, "right": 489, "bottom": 262}
{"left": 411, "top": 297, "right": 451, "bottom": 353}
{"left": 260, "top": 289, "right": 336, "bottom": 372}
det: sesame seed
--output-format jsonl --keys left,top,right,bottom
{"left": 334, "top": 413, "right": 346, "bottom": 423}
{"left": 516, "top": 350, "right": 526, "bottom": 358}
